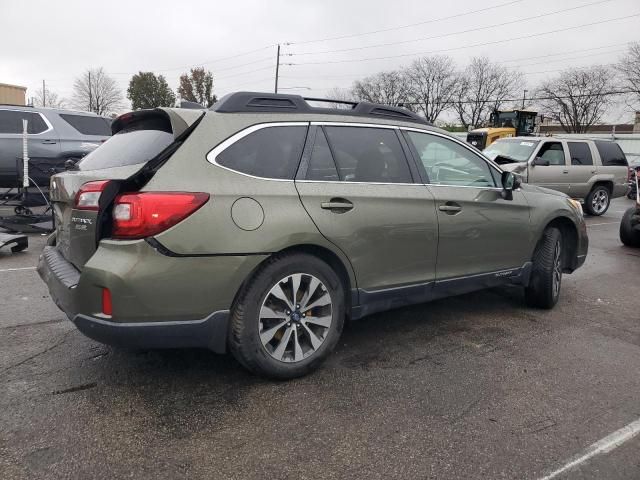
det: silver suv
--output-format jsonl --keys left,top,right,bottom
{"left": 0, "top": 105, "right": 111, "bottom": 188}
{"left": 484, "top": 137, "right": 629, "bottom": 215}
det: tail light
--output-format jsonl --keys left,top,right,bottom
{"left": 75, "top": 180, "right": 111, "bottom": 210}
{"left": 112, "top": 192, "right": 209, "bottom": 239}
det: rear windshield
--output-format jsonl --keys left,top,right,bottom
{"left": 595, "top": 141, "right": 628, "bottom": 167}
{"left": 483, "top": 138, "right": 539, "bottom": 162}
{"left": 78, "top": 129, "right": 174, "bottom": 171}
{"left": 59, "top": 114, "right": 111, "bottom": 136}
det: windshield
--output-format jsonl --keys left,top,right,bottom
{"left": 483, "top": 139, "right": 539, "bottom": 162}
{"left": 78, "top": 129, "right": 174, "bottom": 171}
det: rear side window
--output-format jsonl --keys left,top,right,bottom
{"left": 78, "top": 130, "right": 174, "bottom": 170}
{"left": 568, "top": 142, "right": 593, "bottom": 166}
{"left": 59, "top": 114, "right": 111, "bottom": 136}
{"left": 0, "top": 109, "right": 48, "bottom": 134}
{"left": 323, "top": 126, "right": 412, "bottom": 183}
{"left": 216, "top": 126, "right": 307, "bottom": 179}
{"left": 595, "top": 141, "right": 628, "bottom": 166}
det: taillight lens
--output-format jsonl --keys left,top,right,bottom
{"left": 112, "top": 192, "right": 209, "bottom": 239}
{"left": 75, "top": 180, "right": 111, "bottom": 211}
{"left": 102, "top": 288, "right": 112, "bottom": 316}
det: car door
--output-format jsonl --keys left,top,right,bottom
{"left": 566, "top": 141, "right": 597, "bottom": 199}
{"left": 527, "top": 140, "right": 571, "bottom": 195}
{"left": 0, "top": 109, "right": 59, "bottom": 187}
{"left": 402, "top": 129, "right": 533, "bottom": 285}
{"left": 295, "top": 124, "right": 438, "bottom": 293}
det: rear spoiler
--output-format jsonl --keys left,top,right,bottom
{"left": 111, "top": 108, "right": 204, "bottom": 139}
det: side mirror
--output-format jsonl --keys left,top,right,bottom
{"left": 501, "top": 171, "right": 520, "bottom": 200}
{"left": 532, "top": 156, "right": 550, "bottom": 166}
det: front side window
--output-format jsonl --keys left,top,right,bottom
{"left": 323, "top": 126, "right": 412, "bottom": 183}
{"left": 537, "top": 142, "right": 566, "bottom": 166}
{"left": 407, "top": 131, "right": 496, "bottom": 187}
{"left": 0, "top": 110, "right": 48, "bottom": 134}
{"left": 217, "top": 125, "right": 307, "bottom": 179}
{"left": 568, "top": 142, "right": 593, "bottom": 166}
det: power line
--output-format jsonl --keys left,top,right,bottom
{"left": 290, "top": 13, "right": 640, "bottom": 66}
{"left": 280, "top": 44, "right": 633, "bottom": 82}
{"left": 496, "top": 41, "right": 633, "bottom": 64}
{"left": 108, "top": 44, "right": 275, "bottom": 75}
{"left": 215, "top": 64, "right": 275, "bottom": 81}
{"left": 285, "top": 0, "right": 523, "bottom": 46}
{"left": 289, "top": 0, "right": 615, "bottom": 56}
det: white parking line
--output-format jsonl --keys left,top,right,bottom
{"left": 538, "top": 417, "right": 640, "bottom": 480}
{"left": 587, "top": 222, "right": 619, "bottom": 227}
{"left": 0, "top": 266, "right": 36, "bottom": 272}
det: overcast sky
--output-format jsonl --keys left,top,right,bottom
{"left": 1, "top": 0, "right": 639, "bottom": 121}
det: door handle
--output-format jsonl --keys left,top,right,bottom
{"left": 562, "top": 170, "right": 569, "bottom": 174}
{"left": 438, "top": 202, "right": 462, "bottom": 214}
{"left": 41, "top": 140, "right": 57, "bottom": 144}
{"left": 321, "top": 198, "right": 353, "bottom": 212}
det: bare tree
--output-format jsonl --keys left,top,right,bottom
{"left": 617, "top": 41, "right": 640, "bottom": 104}
{"left": 536, "top": 66, "right": 614, "bottom": 133}
{"left": 72, "top": 68, "right": 124, "bottom": 115}
{"left": 351, "top": 70, "right": 413, "bottom": 107}
{"left": 33, "top": 86, "right": 66, "bottom": 108}
{"left": 405, "top": 56, "right": 459, "bottom": 123}
{"left": 453, "top": 57, "right": 523, "bottom": 128}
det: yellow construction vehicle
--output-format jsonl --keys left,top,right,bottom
{"left": 466, "top": 109, "right": 537, "bottom": 150}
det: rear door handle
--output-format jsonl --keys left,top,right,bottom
{"left": 562, "top": 170, "right": 569, "bottom": 174}
{"left": 321, "top": 198, "right": 353, "bottom": 212}
{"left": 41, "top": 140, "right": 57, "bottom": 144}
{"left": 438, "top": 202, "right": 462, "bottom": 214}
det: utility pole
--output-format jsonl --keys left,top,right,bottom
{"left": 522, "top": 89, "right": 528, "bottom": 109}
{"left": 42, "top": 79, "right": 46, "bottom": 107}
{"left": 275, "top": 44, "right": 280, "bottom": 94}
{"left": 88, "top": 71, "right": 92, "bottom": 113}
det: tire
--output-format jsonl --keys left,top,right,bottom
{"left": 584, "top": 185, "right": 610, "bottom": 216}
{"left": 620, "top": 207, "right": 640, "bottom": 247}
{"left": 228, "top": 252, "right": 345, "bottom": 379}
{"left": 525, "top": 227, "right": 563, "bottom": 309}
{"left": 628, "top": 190, "right": 637, "bottom": 200}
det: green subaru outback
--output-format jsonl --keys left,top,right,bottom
{"left": 38, "top": 92, "right": 588, "bottom": 378}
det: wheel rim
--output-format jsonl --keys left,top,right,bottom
{"left": 259, "top": 273, "right": 333, "bottom": 363}
{"left": 591, "top": 189, "right": 609, "bottom": 214}
{"left": 552, "top": 239, "right": 562, "bottom": 298}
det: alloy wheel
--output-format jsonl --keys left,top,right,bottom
{"left": 591, "top": 189, "right": 609, "bottom": 214}
{"left": 259, "top": 273, "right": 333, "bottom": 363}
{"left": 552, "top": 239, "right": 562, "bottom": 299}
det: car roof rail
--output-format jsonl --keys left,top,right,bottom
{"left": 211, "top": 91, "right": 431, "bottom": 126}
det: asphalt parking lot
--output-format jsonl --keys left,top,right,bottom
{"left": 1, "top": 197, "right": 639, "bottom": 480}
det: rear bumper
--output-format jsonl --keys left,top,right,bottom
{"left": 72, "top": 311, "right": 229, "bottom": 352}
{"left": 37, "top": 242, "right": 265, "bottom": 352}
